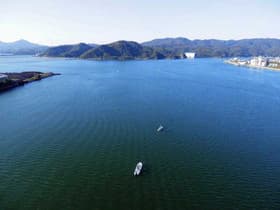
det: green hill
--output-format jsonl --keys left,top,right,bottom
{"left": 42, "top": 41, "right": 180, "bottom": 60}
{"left": 80, "top": 41, "right": 171, "bottom": 60}
{"left": 40, "top": 38, "right": 280, "bottom": 59}
{"left": 142, "top": 38, "right": 280, "bottom": 57}
{"left": 41, "top": 43, "right": 93, "bottom": 57}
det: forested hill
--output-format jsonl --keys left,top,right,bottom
{"left": 40, "top": 38, "right": 280, "bottom": 59}
{"left": 41, "top": 41, "right": 180, "bottom": 60}
{"left": 142, "top": 38, "right": 280, "bottom": 57}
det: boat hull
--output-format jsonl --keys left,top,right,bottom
{"left": 134, "top": 162, "right": 143, "bottom": 176}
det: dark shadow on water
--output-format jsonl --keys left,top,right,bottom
{"left": 141, "top": 162, "right": 150, "bottom": 176}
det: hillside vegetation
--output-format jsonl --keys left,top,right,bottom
{"left": 40, "top": 38, "right": 280, "bottom": 60}
{"left": 143, "top": 38, "right": 280, "bottom": 57}
{"left": 42, "top": 41, "right": 181, "bottom": 60}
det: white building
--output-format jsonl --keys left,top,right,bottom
{"left": 184, "top": 52, "right": 196, "bottom": 59}
{"left": 239, "top": 60, "right": 248, "bottom": 66}
{"left": 269, "top": 63, "right": 278, "bottom": 68}
{"left": 250, "top": 57, "right": 268, "bottom": 67}
{"left": 0, "top": 74, "right": 8, "bottom": 83}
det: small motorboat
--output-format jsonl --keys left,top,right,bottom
{"left": 134, "top": 162, "right": 143, "bottom": 176}
{"left": 157, "top": 125, "right": 164, "bottom": 132}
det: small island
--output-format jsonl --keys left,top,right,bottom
{"left": 225, "top": 57, "right": 280, "bottom": 71}
{"left": 0, "top": 71, "right": 60, "bottom": 92}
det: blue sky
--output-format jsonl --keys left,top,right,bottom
{"left": 0, "top": 0, "right": 279, "bottom": 45}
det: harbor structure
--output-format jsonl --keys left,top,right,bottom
{"left": 184, "top": 52, "right": 196, "bottom": 59}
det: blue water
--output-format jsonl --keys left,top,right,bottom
{"left": 0, "top": 56, "right": 279, "bottom": 209}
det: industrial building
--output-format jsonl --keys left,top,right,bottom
{"left": 184, "top": 52, "right": 196, "bottom": 59}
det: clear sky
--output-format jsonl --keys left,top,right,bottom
{"left": 0, "top": 0, "right": 279, "bottom": 45}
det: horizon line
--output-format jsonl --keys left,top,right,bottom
{"left": 1, "top": 36, "right": 280, "bottom": 46}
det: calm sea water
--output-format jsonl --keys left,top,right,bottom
{"left": 0, "top": 56, "right": 279, "bottom": 209}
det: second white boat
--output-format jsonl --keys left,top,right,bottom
{"left": 134, "top": 162, "right": 143, "bottom": 176}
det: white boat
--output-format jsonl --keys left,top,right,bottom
{"left": 134, "top": 162, "right": 143, "bottom": 176}
{"left": 157, "top": 125, "right": 164, "bottom": 132}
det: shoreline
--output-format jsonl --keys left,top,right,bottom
{"left": 225, "top": 60, "right": 280, "bottom": 72}
{"left": 0, "top": 72, "right": 60, "bottom": 93}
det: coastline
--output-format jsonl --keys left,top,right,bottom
{"left": 0, "top": 72, "right": 60, "bottom": 93}
{"left": 225, "top": 60, "right": 280, "bottom": 72}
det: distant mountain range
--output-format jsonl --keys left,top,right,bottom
{"left": 0, "top": 39, "right": 47, "bottom": 55}
{"left": 1, "top": 38, "right": 280, "bottom": 59}
{"left": 142, "top": 38, "right": 280, "bottom": 57}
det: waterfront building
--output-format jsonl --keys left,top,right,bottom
{"left": 250, "top": 57, "right": 268, "bottom": 67}
{"left": 227, "top": 56, "right": 280, "bottom": 70}
{"left": 184, "top": 52, "right": 196, "bottom": 59}
{"left": 239, "top": 60, "right": 248, "bottom": 65}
